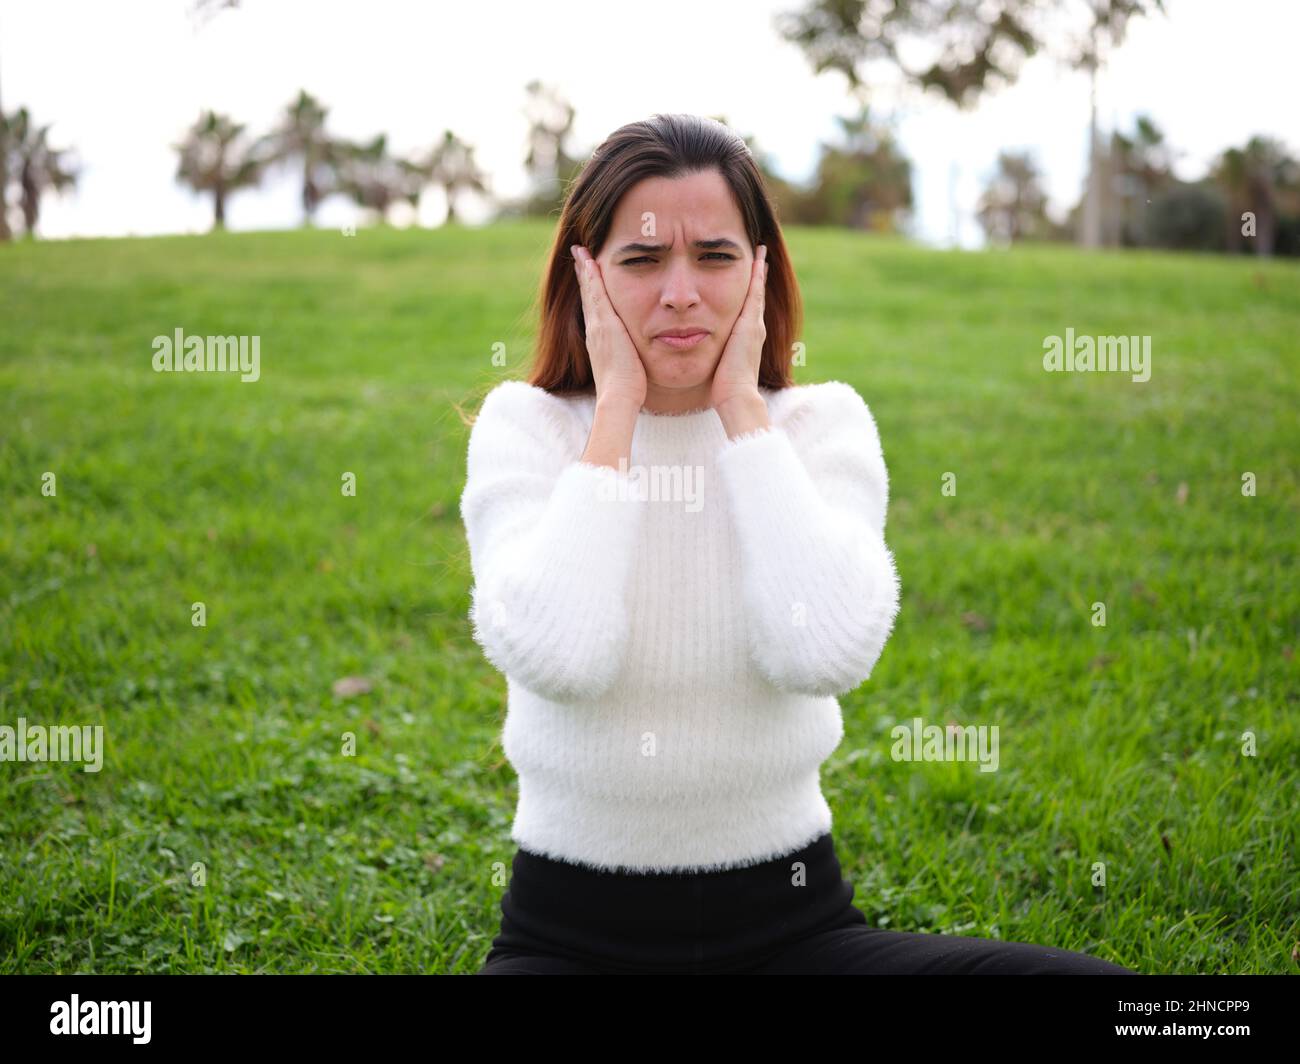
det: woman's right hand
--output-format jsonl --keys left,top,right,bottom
{"left": 571, "top": 245, "right": 647, "bottom": 411}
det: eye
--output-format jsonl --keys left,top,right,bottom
{"left": 621, "top": 253, "right": 736, "bottom": 265}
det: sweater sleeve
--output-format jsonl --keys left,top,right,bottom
{"left": 712, "top": 381, "right": 901, "bottom": 697}
{"left": 459, "top": 381, "right": 646, "bottom": 702}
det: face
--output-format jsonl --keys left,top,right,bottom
{"left": 594, "top": 169, "right": 754, "bottom": 395}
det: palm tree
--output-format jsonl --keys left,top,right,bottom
{"left": 1106, "top": 114, "right": 1174, "bottom": 246}
{"left": 398, "top": 156, "right": 428, "bottom": 218}
{"left": 1211, "top": 138, "right": 1299, "bottom": 256}
{"left": 262, "top": 90, "right": 342, "bottom": 225}
{"left": 977, "top": 150, "right": 1050, "bottom": 244}
{"left": 7, "top": 107, "right": 79, "bottom": 237}
{"left": 1212, "top": 148, "right": 1250, "bottom": 253}
{"left": 1240, "top": 137, "right": 1293, "bottom": 256}
{"left": 414, "top": 131, "right": 489, "bottom": 224}
{"left": 1073, "top": 1, "right": 1168, "bottom": 248}
{"left": 520, "top": 81, "right": 581, "bottom": 217}
{"left": 334, "top": 134, "right": 425, "bottom": 223}
{"left": 174, "top": 110, "right": 268, "bottom": 231}
{"left": 335, "top": 135, "right": 405, "bottom": 221}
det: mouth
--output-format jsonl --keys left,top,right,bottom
{"left": 653, "top": 330, "right": 710, "bottom": 351}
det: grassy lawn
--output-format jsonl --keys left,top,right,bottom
{"left": 1, "top": 220, "right": 1296, "bottom": 974}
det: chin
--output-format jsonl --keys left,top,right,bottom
{"left": 646, "top": 360, "right": 718, "bottom": 391}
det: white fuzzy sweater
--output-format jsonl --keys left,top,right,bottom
{"left": 459, "top": 378, "right": 902, "bottom": 874}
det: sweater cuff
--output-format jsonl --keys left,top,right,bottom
{"left": 717, "top": 424, "right": 779, "bottom": 457}
{"left": 470, "top": 458, "right": 645, "bottom": 703}
{"left": 712, "top": 421, "right": 897, "bottom": 696}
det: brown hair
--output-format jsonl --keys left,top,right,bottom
{"left": 530, "top": 113, "right": 801, "bottom": 395}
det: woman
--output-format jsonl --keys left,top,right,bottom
{"left": 460, "top": 113, "right": 1136, "bottom": 975}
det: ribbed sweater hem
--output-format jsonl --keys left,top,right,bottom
{"left": 509, "top": 769, "right": 834, "bottom": 875}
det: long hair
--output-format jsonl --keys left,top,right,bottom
{"left": 529, "top": 113, "right": 801, "bottom": 395}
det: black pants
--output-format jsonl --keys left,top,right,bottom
{"left": 478, "top": 832, "right": 1138, "bottom": 974}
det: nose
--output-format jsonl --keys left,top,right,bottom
{"left": 659, "top": 255, "right": 700, "bottom": 311}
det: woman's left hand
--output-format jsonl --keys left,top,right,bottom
{"left": 709, "top": 244, "right": 768, "bottom": 414}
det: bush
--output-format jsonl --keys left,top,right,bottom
{"left": 1147, "top": 182, "right": 1226, "bottom": 252}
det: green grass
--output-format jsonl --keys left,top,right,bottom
{"left": 1, "top": 220, "right": 1296, "bottom": 974}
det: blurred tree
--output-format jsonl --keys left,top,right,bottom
{"left": 799, "top": 105, "right": 913, "bottom": 231}
{"left": 4, "top": 107, "right": 79, "bottom": 238}
{"left": 518, "top": 81, "right": 583, "bottom": 218}
{"left": 1104, "top": 114, "right": 1174, "bottom": 246}
{"left": 1062, "top": 113, "right": 1174, "bottom": 248}
{"left": 1275, "top": 214, "right": 1300, "bottom": 257}
{"left": 776, "top": 0, "right": 1040, "bottom": 106}
{"left": 776, "top": 0, "right": 1166, "bottom": 245}
{"left": 1064, "top": 112, "right": 1175, "bottom": 248}
{"left": 976, "top": 150, "right": 1058, "bottom": 244}
{"left": 0, "top": 55, "right": 9, "bottom": 241}
{"left": 755, "top": 162, "right": 810, "bottom": 229}
{"left": 334, "top": 134, "right": 424, "bottom": 224}
{"left": 1213, "top": 147, "right": 1250, "bottom": 254}
{"left": 1145, "top": 181, "right": 1225, "bottom": 252}
{"left": 174, "top": 110, "right": 269, "bottom": 231}
{"left": 1072, "top": 1, "right": 1166, "bottom": 247}
{"left": 397, "top": 156, "right": 430, "bottom": 219}
{"left": 1212, "top": 136, "right": 1300, "bottom": 256}
{"left": 0, "top": 109, "right": 13, "bottom": 242}
{"left": 1060, "top": 128, "right": 1299, "bottom": 257}
{"left": 262, "top": 90, "right": 344, "bottom": 226}
{"left": 189, "top": 0, "right": 240, "bottom": 25}
{"left": 411, "top": 131, "right": 491, "bottom": 224}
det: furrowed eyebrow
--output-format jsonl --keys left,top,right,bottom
{"left": 615, "top": 238, "right": 744, "bottom": 254}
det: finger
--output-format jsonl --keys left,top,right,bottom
{"left": 572, "top": 246, "right": 636, "bottom": 345}
{"left": 572, "top": 246, "right": 598, "bottom": 323}
{"left": 571, "top": 247, "right": 599, "bottom": 309}
{"left": 571, "top": 244, "right": 588, "bottom": 287}
{"left": 579, "top": 252, "right": 608, "bottom": 317}
{"left": 744, "top": 244, "right": 768, "bottom": 322}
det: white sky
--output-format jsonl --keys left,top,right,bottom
{"left": 3, "top": 0, "right": 1296, "bottom": 246}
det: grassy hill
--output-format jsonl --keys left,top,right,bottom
{"left": 1, "top": 221, "right": 1296, "bottom": 973}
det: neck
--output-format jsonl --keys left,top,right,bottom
{"left": 641, "top": 381, "right": 713, "bottom": 415}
